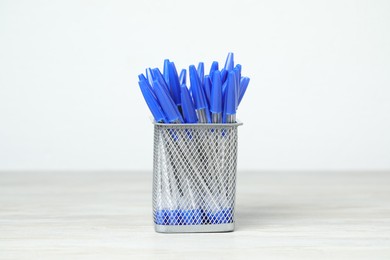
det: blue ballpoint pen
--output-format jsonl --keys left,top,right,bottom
{"left": 153, "top": 67, "right": 183, "bottom": 124}
{"left": 204, "top": 75, "right": 212, "bottom": 105}
{"left": 224, "top": 52, "right": 234, "bottom": 72}
{"left": 234, "top": 64, "right": 241, "bottom": 87}
{"left": 179, "top": 69, "right": 186, "bottom": 86}
{"left": 189, "top": 65, "right": 211, "bottom": 123}
{"left": 210, "top": 70, "right": 222, "bottom": 123}
{"left": 145, "top": 68, "right": 154, "bottom": 87}
{"left": 138, "top": 73, "right": 148, "bottom": 83}
{"left": 233, "top": 66, "right": 241, "bottom": 110}
{"left": 238, "top": 77, "right": 250, "bottom": 106}
{"left": 224, "top": 71, "right": 237, "bottom": 123}
{"left": 221, "top": 52, "right": 234, "bottom": 84}
{"left": 163, "top": 59, "right": 170, "bottom": 88}
{"left": 220, "top": 68, "right": 228, "bottom": 84}
{"left": 138, "top": 80, "right": 166, "bottom": 123}
{"left": 180, "top": 84, "right": 198, "bottom": 123}
{"left": 153, "top": 80, "right": 183, "bottom": 123}
{"left": 139, "top": 74, "right": 163, "bottom": 110}
{"left": 152, "top": 68, "right": 169, "bottom": 92}
{"left": 209, "top": 61, "right": 219, "bottom": 78}
{"left": 168, "top": 61, "right": 182, "bottom": 112}
{"left": 222, "top": 80, "right": 228, "bottom": 96}
{"left": 153, "top": 65, "right": 182, "bottom": 117}
{"left": 138, "top": 74, "right": 154, "bottom": 95}
{"left": 197, "top": 62, "right": 204, "bottom": 87}
{"left": 234, "top": 64, "right": 241, "bottom": 74}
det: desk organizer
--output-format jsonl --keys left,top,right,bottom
{"left": 152, "top": 122, "right": 242, "bottom": 233}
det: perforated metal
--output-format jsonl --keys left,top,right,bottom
{"left": 152, "top": 122, "right": 242, "bottom": 232}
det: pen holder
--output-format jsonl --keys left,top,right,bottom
{"left": 152, "top": 121, "right": 242, "bottom": 233}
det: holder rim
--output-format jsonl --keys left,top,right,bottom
{"left": 152, "top": 120, "right": 243, "bottom": 127}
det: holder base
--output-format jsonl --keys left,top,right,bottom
{"left": 154, "top": 223, "right": 234, "bottom": 233}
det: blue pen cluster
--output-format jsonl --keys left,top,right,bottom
{"left": 138, "top": 52, "right": 250, "bottom": 124}
{"left": 155, "top": 208, "right": 233, "bottom": 226}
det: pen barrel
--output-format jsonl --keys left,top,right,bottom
{"left": 152, "top": 122, "right": 242, "bottom": 232}
{"left": 225, "top": 114, "right": 236, "bottom": 124}
{"left": 196, "top": 108, "right": 208, "bottom": 123}
{"left": 212, "top": 113, "right": 222, "bottom": 124}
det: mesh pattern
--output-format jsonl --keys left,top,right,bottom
{"left": 152, "top": 123, "right": 240, "bottom": 230}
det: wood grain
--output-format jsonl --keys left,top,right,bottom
{"left": 1, "top": 171, "right": 389, "bottom": 259}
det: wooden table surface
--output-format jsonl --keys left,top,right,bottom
{"left": 1, "top": 171, "right": 389, "bottom": 259}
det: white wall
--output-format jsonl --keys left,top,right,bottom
{"left": 1, "top": 0, "right": 389, "bottom": 171}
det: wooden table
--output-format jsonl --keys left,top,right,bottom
{"left": 1, "top": 171, "right": 389, "bottom": 259}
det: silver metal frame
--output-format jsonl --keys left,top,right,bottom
{"left": 155, "top": 223, "right": 235, "bottom": 233}
{"left": 152, "top": 122, "right": 242, "bottom": 233}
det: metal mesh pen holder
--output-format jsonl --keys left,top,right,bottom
{"left": 152, "top": 121, "right": 242, "bottom": 233}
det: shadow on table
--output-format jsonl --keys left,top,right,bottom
{"left": 234, "top": 203, "right": 312, "bottom": 231}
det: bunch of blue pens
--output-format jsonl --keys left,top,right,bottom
{"left": 138, "top": 53, "right": 250, "bottom": 230}
{"left": 138, "top": 52, "right": 249, "bottom": 124}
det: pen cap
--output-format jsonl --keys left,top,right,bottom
{"left": 210, "top": 70, "right": 222, "bottom": 114}
{"left": 138, "top": 80, "right": 166, "bottom": 123}
{"left": 225, "top": 71, "right": 236, "bottom": 115}
{"left": 238, "top": 77, "right": 250, "bottom": 106}
{"left": 204, "top": 75, "right": 212, "bottom": 105}
{"left": 179, "top": 69, "right": 186, "bottom": 86}
{"left": 224, "top": 52, "right": 234, "bottom": 71}
{"left": 235, "top": 64, "right": 242, "bottom": 75}
{"left": 138, "top": 73, "right": 147, "bottom": 82}
{"left": 145, "top": 68, "right": 154, "bottom": 87}
{"left": 168, "top": 61, "right": 181, "bottom": 106}
{"left": 222, "top": 80, "right": 227, "bottom": 96}
{"left": 233, "top": 66, "right": 241, "bottom": 109}
{"left": 163, "top": 59, "right": 170, "bottom": 87}
{"left": 209, "top": 61, "right": 219, "bottom": 77}
{"left": 180, "top": 84, "right": 198, "bottom": 123}
{"left": 189, "top": 65, "right": 207, "bottom": 110}
{"left": 234, "top": 64, "right": 242, "bottom": 94}
{"left": 153, "top": 80, "right": 182, "bottom": 123}
{"left": 197, "top": 62, "right": 204, "bottom": 86}
{"left": 221, "top": 68, "right": 228, "bottom": 84}
{"left": 152, "top": 68, "right": 169, "bottom": 92}
{"left": 138, "top": 74, "right": 155, "bottom": 95}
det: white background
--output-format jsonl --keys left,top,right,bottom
{"left": 1, "top": 0, "right": 389, "bottom": 171}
